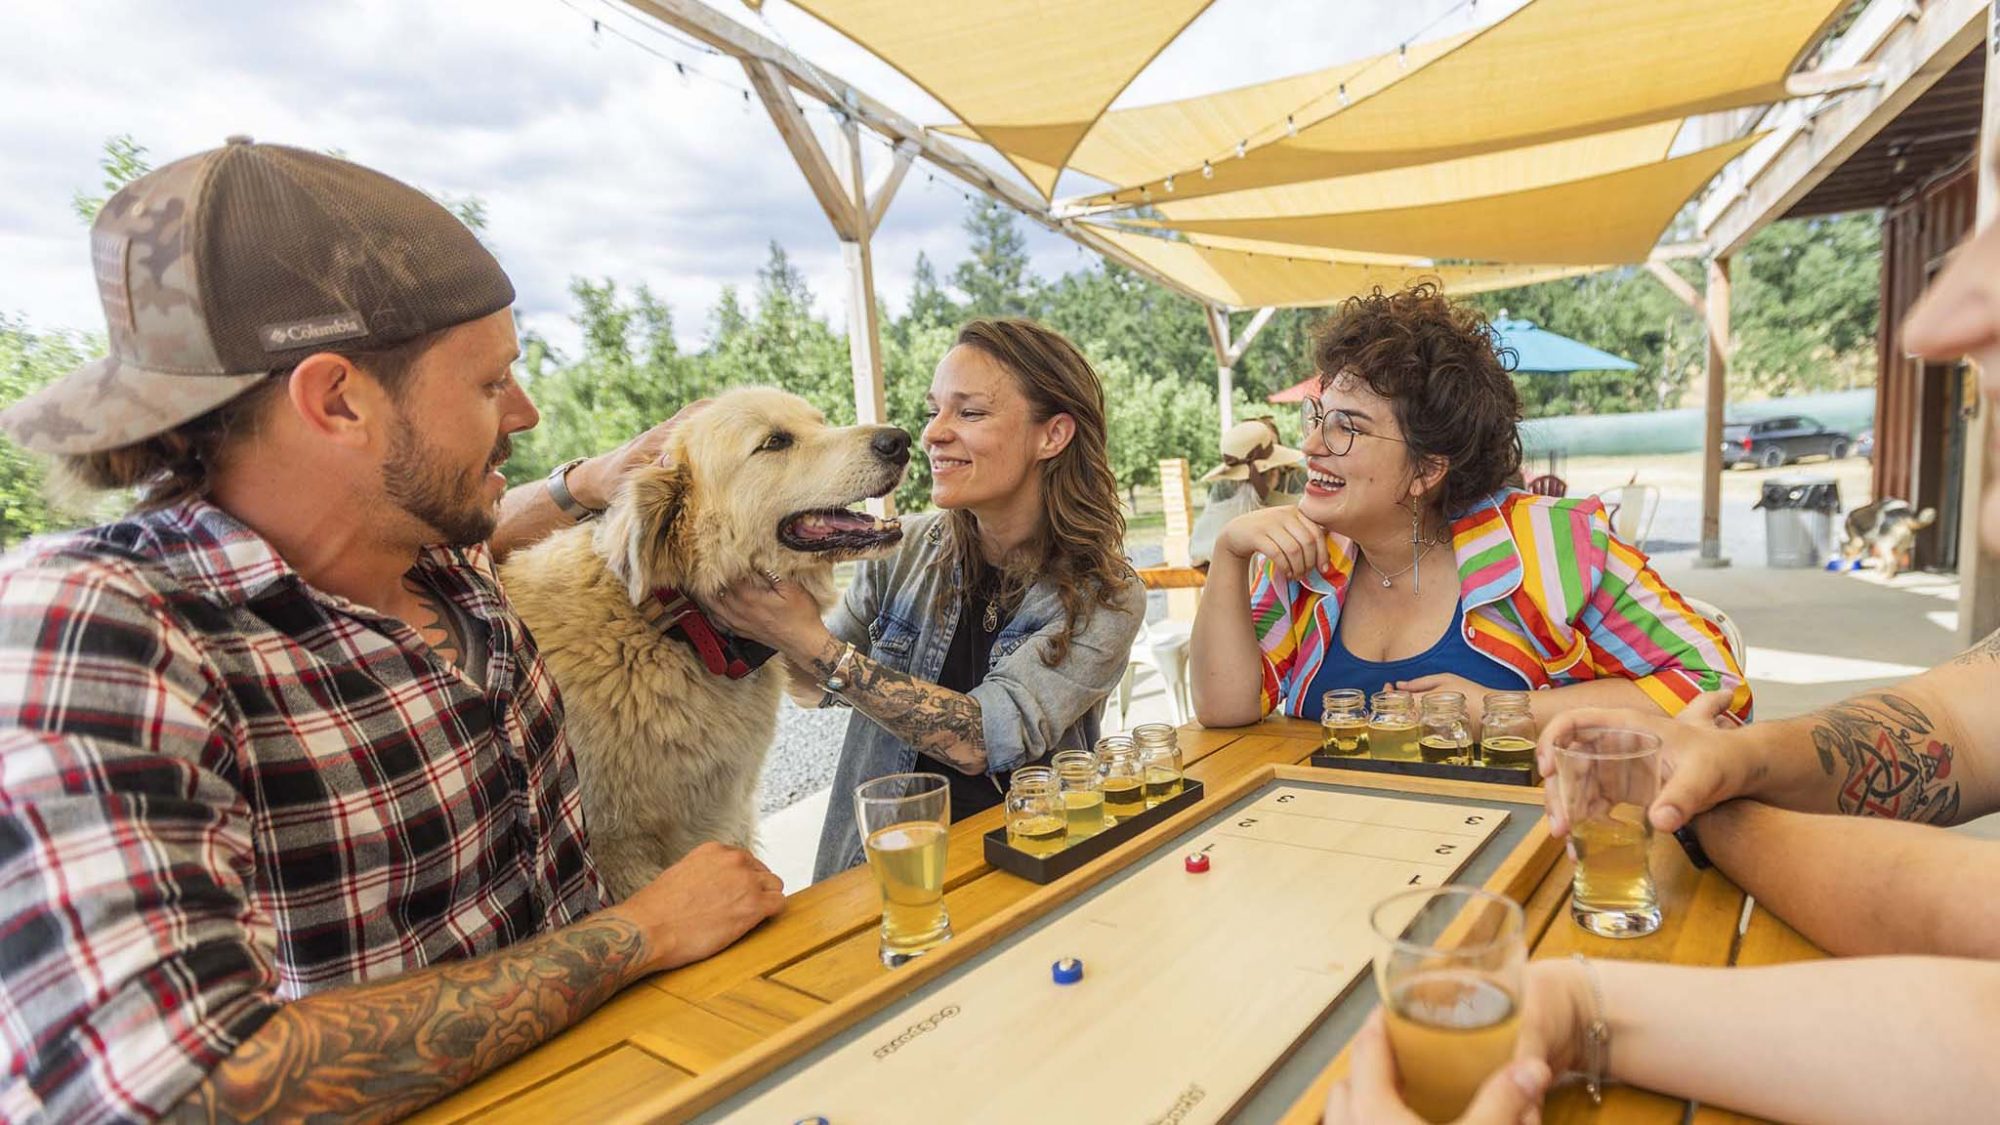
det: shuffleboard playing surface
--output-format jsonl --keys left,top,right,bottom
{"left": 696, "top": 778, "right": 1530, "bottom": 1124}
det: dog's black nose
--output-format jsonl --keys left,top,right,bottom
{"left": 872, "top": 428, "right": 912, "bottom": 464}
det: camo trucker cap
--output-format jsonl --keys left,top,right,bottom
{"left": 0, "top": 136, "right": 515, "bottom": 455}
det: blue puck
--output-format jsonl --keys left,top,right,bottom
{"left": 794, "top": 1118, "right": 830, "bottom": 1125}
{"left": 1052, "top": 957, "right": 1084, "bottom": 985}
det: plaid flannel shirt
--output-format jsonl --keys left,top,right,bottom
{"left": 0, "top": 500, "right": 604, "bottom": 1124}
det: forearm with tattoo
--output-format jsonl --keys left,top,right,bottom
{"left": 1807, "top": 692, "right": 1962, "bottom": 824}
{"left": 808, "top": 638, "right": 987, "bottom": 774}
{"left": 170, "top": 914, "right": 647, "bottom": 1123}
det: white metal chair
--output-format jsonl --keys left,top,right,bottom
{"left": 1592, "top": 483, "right": 1662, "bottom": 551}
{"left": 1679, "top": 594, "right": 1746, "bottom": 675}
{"left": 1118, "top": 620, "right": 1192, "bottom": 726}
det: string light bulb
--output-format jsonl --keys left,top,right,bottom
{"left": 1286, "top": 114, "right": 1297, "bottom": 137}
{"left": 1164, "top": 174, "right": 1175, "bottom": 193}
{"left": 1399, "top": 43, "right": 1408, "bottom": 67}
{"left": 1201, "top": 159, "right": 1213, "bottom": 179}
{"left": 1338, "top": 83, "right": 1349, "bottom": 107}
{"left": 1235, "top": 139, "right": 1247, "bottom": 159}
{"left": 1140, "top": 186, "right": 1152, "bottom": 202}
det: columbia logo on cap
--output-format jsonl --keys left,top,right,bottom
{"left": 261, "top": 312, "right": 370, "bottom": 351}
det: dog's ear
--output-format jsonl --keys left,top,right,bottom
{"left": 595, "top": 464, "right": 690, "bottom": 605}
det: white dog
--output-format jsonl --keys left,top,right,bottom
{"left": 502, "top": 387, "right": 908, "bottom": 901}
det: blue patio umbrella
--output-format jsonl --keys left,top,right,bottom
{"left": 1489, "top": 316, "right": 1637, "bottom": 374}
{"left": 1268, "top": 316, "right": 1636, "bottom": 401}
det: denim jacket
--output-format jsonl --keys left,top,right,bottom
{"left": 812, "top": 511, "right": 1146, "bottom": 881}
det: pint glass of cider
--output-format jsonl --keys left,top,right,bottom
{"left": 1553, "top": 727, "right": 1664, "bottom": 938}
{"left": 1369, "top": 886, "right": 1526, "bottom": 1123}
{"left": 854, "top": 773, "right": 953, "bottom": 967}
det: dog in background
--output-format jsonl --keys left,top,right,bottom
{"left": 502, "top": 387, "right": 909, "bottom": 901}
{"left": 1841, "top": 498, "right": 1937, "bottom": 580}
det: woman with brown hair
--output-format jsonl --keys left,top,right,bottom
{"left": 1191, "top": 282, "right": 1747, "bottom": 731}
{"left": 713, "top": 318, "right": 1144, "bottom": 881}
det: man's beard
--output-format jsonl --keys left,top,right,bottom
{"left": 384, "top": 416, "right": 509, "bottom": 547}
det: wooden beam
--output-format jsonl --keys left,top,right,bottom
{"left": 865, "top": 141, "right": 915, "bottom": 236}
{"left": 835, "top": 117, "right": 891, "bottom": 516}
{"left": 1645, "top": 261, "right": 1702, "bottom": 311}
{"left": 1699, "top": 0, "right": 1984, "bottom": 258}
{"left": 618, "top": 0, "right": 1217, "bottom": 308}
{"left": 1205, "top": 306, "right": 1237, "bottom": 432}
{"left": 1955, "top": 0, "right": 2000, "bottom": 643}
{"left": 1782, "top": 63, "right": 1885, "bottom": 98}
{"left": 1227, "top": 307, "right": 1277, "bottom": 366}
{"left": 1697, "top": 256, "right": 1732, "bottom": 568}
{"left": 741, "top": 57, "right": 856, "bottom": 240}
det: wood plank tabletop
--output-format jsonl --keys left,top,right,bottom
{"left": 412, "top": 716, "right": 1825, "bottom": 1125}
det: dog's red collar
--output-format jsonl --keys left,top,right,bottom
{"left": 648, "top": 587, "right": 773, "bottom": 680}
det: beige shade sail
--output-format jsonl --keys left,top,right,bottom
{"left": 783, "top": 0, "right": 1213, "bottom": 198}
{"left": 1074, "top": 0, "right": 1845, "bottom": 208}
{"left": 1083, "top": 226, "right": 1604, "bottom": 311}
{"left": 1155, "top": 120, "right": 1680, "bottom": 221}
{"left": 935, "top": 33, "right": 1471, "bottom": 192}
{"left": 1133, "top": 133, "right": 1761, "bottom": 265}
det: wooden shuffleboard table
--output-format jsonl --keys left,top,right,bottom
{"left": 410, "top": 718, "right": 1828, "bottom": 1125}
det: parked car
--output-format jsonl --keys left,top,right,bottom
{"left": 1722, "top": 415, "right": 1855, "bottom": 469}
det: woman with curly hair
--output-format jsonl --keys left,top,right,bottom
{"left": 1191, "top": 282, "right": 1747, "bottom": 729}
{"left": 714, "top": 318, "right": 1144, "bottom": 881}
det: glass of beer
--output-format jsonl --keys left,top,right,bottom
{"left": 854, "top": 773, "right": 953, "bottom": 967}
{"left": 1051, "top": 749, "right": 1107, "bottom": 842}
{"left": 1004, "top": 766, "right": 1067, "bottom": 857}
{"left": 1553, "top": 727, "right": 1664, "bottom": 938}
{"left": 1369, "top": 886, "right": 1527, "bottom": 1124}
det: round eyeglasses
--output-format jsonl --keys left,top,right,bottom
{"left": 1301, "top": 397, "right": 1409, "bottom": 457}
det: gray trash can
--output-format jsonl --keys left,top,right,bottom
{"left": 1754, "top": 476, "right": 1840, "bottom": 568}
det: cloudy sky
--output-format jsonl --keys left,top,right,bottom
{"left": 0, "top": 0, "right": 1497, "bottom": 356}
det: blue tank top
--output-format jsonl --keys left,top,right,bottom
{"left": 1299, "top": 601, "right": 1527, "bottom": 720}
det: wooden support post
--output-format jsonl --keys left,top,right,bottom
{"left": 745, "top": 54, "right": 903, "bottom": 516}
{"left": 1204, "top": 306, "right": 1276, "bottom": 434}
{"left": 1955, "top": 1, "right": 2000, "bottom": 643}
{"left": 837, "top": 116, "right": 895, "bottom": 516}
{"left": 1697, "top": 256, "right": 1733, "bottom": 569}
{"left": 1158, "top": 457, "right": 1199, "bottom": 621}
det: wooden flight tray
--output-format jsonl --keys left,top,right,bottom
{"left": 983, "top": 779, "right": 1206, "bottom": 883}
{"left": 1308, "top": 752, "right": 1537, "bottom": 787}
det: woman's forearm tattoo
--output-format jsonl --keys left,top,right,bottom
{"left": 810, "top": 640, "right": 987, "bottom": 773}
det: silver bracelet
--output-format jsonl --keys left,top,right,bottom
{"left": 1572, "top": 953, "right": 1610, "bottom": 1105}
{"left": 823, "top": 642, "right": 859, "bottom": 693}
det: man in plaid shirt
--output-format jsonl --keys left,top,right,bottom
{"left": 0, "top": 139, "right": 785, "bottom": 1123}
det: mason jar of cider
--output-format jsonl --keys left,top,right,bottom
{"left": 1480, "top": 691, "right": 1538, "bottom": 779}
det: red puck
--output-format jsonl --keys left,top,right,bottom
{"left": 1185, "top": 852, "right": 1210, "bottom": 873}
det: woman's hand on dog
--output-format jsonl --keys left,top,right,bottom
{"left": 610, "top": 841, "right": 786, "bottom": 973}
{"left": 569, "top": 399, "right": 712, "bottom": 511}
{"left": 710, "top": 576, "right": 830, "bottom": 665}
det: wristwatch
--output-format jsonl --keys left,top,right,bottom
{"left": 1673, "top": 821, "right": 1712, "bottom": 870}
{"left": 545, "top": 457, "right": 604, "bottom": 521}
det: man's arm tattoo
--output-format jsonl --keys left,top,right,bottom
{"left": 1952, "top": 627, "right": 2000, "bottom": 666}
{"left": 1808, "top": 692, "right": 1962, "bottom": 824}
{"left": 170, "top": 915, "right": 647, "bottom": 1124}
{"left": 808, "top": 641, "right": 986, "bottom": 773}
{"left": 403, "top": 576, "right": 466, "bottom": 667}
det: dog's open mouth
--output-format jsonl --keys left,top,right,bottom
{"left": 777, "top": 508, "right": 905, "bottom": 553}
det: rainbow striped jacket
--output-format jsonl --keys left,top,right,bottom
{"left": 1251, "top": 489, "right": 1752, "bottom": 723}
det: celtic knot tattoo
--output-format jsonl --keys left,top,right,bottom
{"left": 1809, "top": 693, "right": 1961, "bottom": 824}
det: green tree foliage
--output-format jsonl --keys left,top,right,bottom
{"left": 70, "top": 135, "right": 152, "bottom": 224}
{"left": 1732, "top": 212, "right": 1881, "bottom": 397}
{"left": 9, "top": 140, "right": 1889, "bottom": 542}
